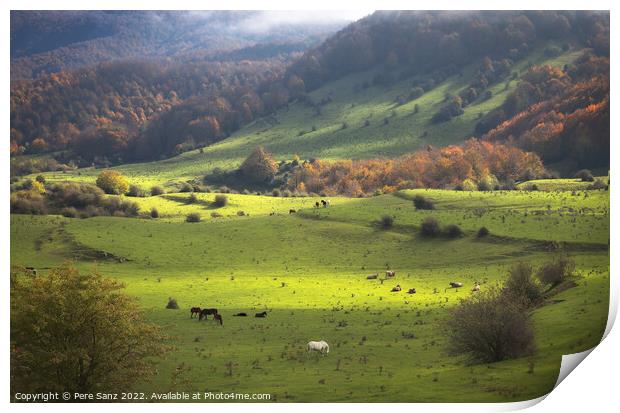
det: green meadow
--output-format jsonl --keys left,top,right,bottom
{"left": 36, "top": 45, "right": 583, "bottom": 189}
{"left": 10, "top": 184, "right": 609, "bottom": 402}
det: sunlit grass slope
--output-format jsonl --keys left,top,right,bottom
{"left": 10, "top": 186, "right": 609, "bottom": 402}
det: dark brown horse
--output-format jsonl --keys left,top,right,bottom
{"left": 214, "top": 313, "right": 223, "bottom": 326}
{"left": 190, "top": 307, "right": 202, "bottom": 318}
{"left": 199, "top": 308, "right": 218, "bottom": 321}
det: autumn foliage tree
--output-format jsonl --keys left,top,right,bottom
{"left": 287, "top": 139, "right": 545, "bottom": 195}
{"left": 10, "top": 264, "right": 168, "bottom": 395}
{"left": 239, "top": 147, "right": 278, "bottom": 183}
{"left": 95, "top": 170, "right": 129, "bottom": 195}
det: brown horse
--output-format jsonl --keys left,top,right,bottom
{"left": 190, "top": 307, "right": 202, "bottom": 318}
{"left": 214, "top": 313, "right": 223, "bottom": 326}
{"left": 199, "top": 308, "right": 218, "bottom": 321}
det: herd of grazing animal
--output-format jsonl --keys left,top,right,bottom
{"left": 314, "top": 199, "right": 331, "bottom": 208}
{"left": 366, "top": 271, "right": 480, "bottom": 295}
{"left": 190, "top": 307, "right": 272, "bottom": 326}
{"left": 190, "top": 306, "right": 330, "bottom": 356}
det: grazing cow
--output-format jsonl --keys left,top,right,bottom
{"left": 315, "top": 201, "right": 320, "bottom": 208}
{"left": 214, "top": 313, "right": 223, "bottom": 326}
{"left": 472, "top": 283, "right": 481, "bottom": 292}
{"left": 255, "top": 311, "right": 268, "bottom": 318}
{"left": 307, "top": 340, "right": 330, "bottom": 355}
{"left": 321, "top": 200, "right": 327, "bottom": 207}
{"left": 385, "top": 270, "right": 396, "bottom": 278}
{"left": 366, "top": 273, "right": 378, "bottom": 280}
{"left": 289, "top": 209, "right": 296, "bottom": 214}
{"left": 449, "top": 282, "right": 463, "bottom": 288}
{"left": 391, "top": 284, "right": 402, "bottom": 292}
{"left": 233, "top": 312, "right": 248, "bottom": 317}
{"left": 407, "top": 288, "right": 416, "bottom": 294}
{"left": 25, "top": 266, "right": 37, "bottom": 276}
{"left": 199, "top": 308, "right": 218, "bottom": 321}
{"left": 190, "top": 307, "right": 202, "bottom": 318}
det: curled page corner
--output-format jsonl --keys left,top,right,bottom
{"left": 553, "top": 348, "right": 595, "bottom": 389}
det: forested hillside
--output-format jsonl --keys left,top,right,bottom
{"left": 10, "top": 10, "right": 609, "bottom": 179}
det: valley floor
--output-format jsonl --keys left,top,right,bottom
{"left": 10, "top": 186, "right": 609, "bottom": 402}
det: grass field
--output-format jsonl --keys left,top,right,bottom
{"left": 34, "top": 45, "right": 584, "bottom": 189}
{"left": 10, "top": 185, "right": 609, "bottom": 402}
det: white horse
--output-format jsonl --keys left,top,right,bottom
{"left": 307, "top": 340, "right": 330, "bottom": 355}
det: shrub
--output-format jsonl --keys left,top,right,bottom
{"left": 420, "top": 217, "right": 441, "bottom": 237}
{"left": 150, "top": 186, "right": 164, "bottom": 196}
{"left": 574, "top": 169, "right": 594, "bottom": 182}
{"left": 127, "top": 184, "right": 146, "bottom": 197}
{"left": 150, "top": 208, "right": 159, "bottom": 219}
{"left": 210, "top": 212, "right": 223, "bottom": 218}
{"left": 477, "top": 227, "right": 490, "bottom": 237}
{"left": 213, "top": 195, "right": 228, "bottom": 207}
{"left": 180, "top": 182, "right": 193, "bottom": 193}
{"left": 186, "top": 213, "right": 201, "bottom": 223}
{"left": 237, "top": 211, "right": 246, "bottom": 216}
{"left": 10, "top": 191, "right": 47, "bottom": 215}
{"left": 35, "top": 175, "right": 46, "bottom": 184}
{"left": 188, "top": 193, "right": 198, "bottom": 204}
{"left": 11, "top": 264, "right": 167, "bottom": 393}
{"left": 461, "top": 178, "right": 477, "bottom": 191}
{"left": 413, "top": 195, "right": 435, "bottom": 210}
{"left": 587, "top": 180, "right": 608, "bottom": 190}
{"left": 537, "top": 256, "right": 575, "bottom": 287}
{"left": 444, "top": 224, "right": 462, "bottom": 238}
{"left": 445, "top": 288, "right": 536, "bottom": 363}
{"left": 272, "top": 189, "right": 281, "bottom": 197}
{"left": 239, "top": 147, "right": 278, "bottom": 183}
{"left": 95, "top": 170, "right": 129, "bottom": 195}
{"left": 60, "top": 207, "right": 78, "bottom": 218}
{"left": 504, "top": 262, "right": 542, "bottom": 306}
{"left": 477, "top": 180, "right": 491, "bottom": 191}
{"left": 166, "top": 297, "right": 179, "bottom": 309}
{"left": 380, "top": 215, "right": 394, "bottom": 229}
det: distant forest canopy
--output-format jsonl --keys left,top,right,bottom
{"left": 10, "top": 10, "right": 346, "bottom": 80}
{"left": 10, "top": 10, "right": 609, "bottom": 175}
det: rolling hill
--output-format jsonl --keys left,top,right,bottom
{"left": 37, "top": 43, "right": 583, "bottom": 188}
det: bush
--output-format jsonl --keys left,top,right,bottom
{"left": 413, "top": 195, "right": 435, "bottom": 210}
{"left": 35, "top": 175, "right": 46, "bottom": 184}
{"left": 150, "top": 208, "right": 159, "bottom": 219}
{"left": 537, "top": 256, "right": 575, "bottom": 287}
{"left": 10, "top": 191, "right": 47, "bottom": 215}
{"left": 60, "top": 207, "right": 78, "bottom": 218}
{"left": 237, "top": 210, "right": 246, "bottom": 216}
{"left": 180, "top": 182, "right": 193, "bottom": 193}
{"left": 444, "top": 224, "right": 462, "bottom": 238}
{"left": 11, "top": 264, "right": 167, "bottom": 394}
{"left": 150, "top": 186, "right": 164, "bottom": 196}
{"left": 445, "top": 288, "right": 536, "bottom": 363}
{"left": 95, "top": 171, "right": 129, "bottom": 195}
{"left": 272, "top": 189, "right": 281, "bottom": 197}
{"left": 127, "top": 184, "right": 146, "bottom": 197}
{"left": 504, "top": 262, "right": 542, "bottom": 306}
{"left": 186, "top": 213, "right": 201, "bottom": 223}
{"left": 587, "top": 180, "right": 608, "bottom": 190}
{"left": 239, "top": 147, "right": 278, "bottom": 183}
{"left": 477, "top": 227, "right": 490, "bottom": 237}
{"left": 420, "top": 217, "right": 441, "bottom": 237}
{"left": 574, "top": 169, "right": 594, "bottom": 182}
{"left": 213, "top": 195, "right": 228, "bottom": 207}
{"left": 380, "top": 215, "right": 394, "bottom": 229}
{"left": 477, "top": 180, "right": 491, "bottom": 191}
{"left": 166, "top": 297, "right": 179, "bottom": 309}
{"left": 187, "top": 193, "right": 198, "bottom": 204}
